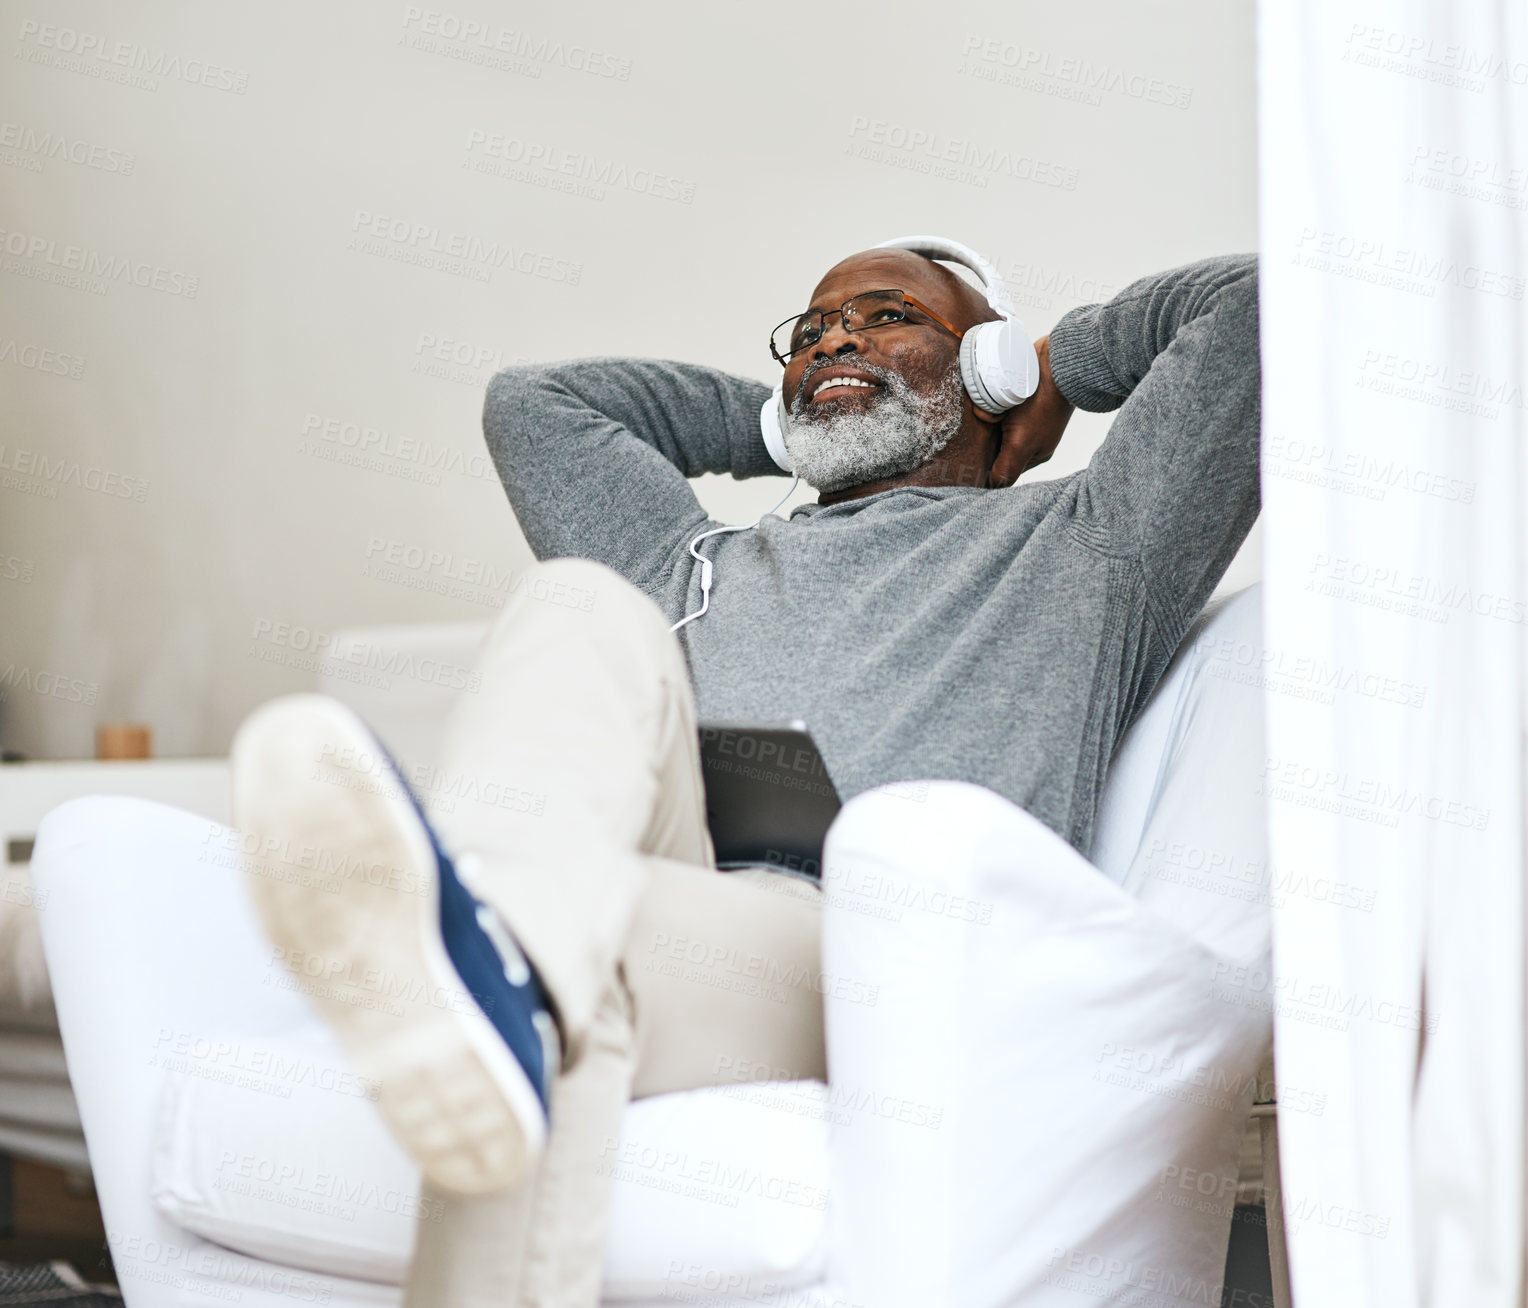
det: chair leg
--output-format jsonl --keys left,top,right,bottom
{"left": 1258, "top": 1108, "right": 1293, "bottom": 1308}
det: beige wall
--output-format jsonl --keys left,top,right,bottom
{"left": 0, "top": 0, "right": 1258, "bottom": 760}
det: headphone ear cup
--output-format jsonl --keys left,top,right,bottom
{"left": 760, "top": 387, "right": 794, "bottom": 472}
{"left": 958, "top": 327, "right": 1004, "bottom": 418}
{"left": 961, "top": 318, "right": 1040, "bottom": 414}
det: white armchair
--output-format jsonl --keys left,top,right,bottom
{"left": 31, "top": 588, "right": 1286, "bottom": 1306}
{"left": 0, "top": 759, "right": 229, "bottom": 1172}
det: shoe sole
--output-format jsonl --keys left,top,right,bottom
{"left": 232, "top": 693, "right": 547, "bottom": 1196}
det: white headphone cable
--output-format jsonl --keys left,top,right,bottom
{"left": 670, "top": 473, "right": 800, "bottom": 633}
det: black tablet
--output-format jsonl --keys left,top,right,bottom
{"left": 697, "top": 721, "right": 841, "bottom": 878}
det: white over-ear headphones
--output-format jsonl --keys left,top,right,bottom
{"left": 671, "top": 235, "right": 1039, "bottom": 634}
{"left": 759, "top": 234, "right": 1040, "bottom": 473}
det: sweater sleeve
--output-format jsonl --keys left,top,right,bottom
{"left": 1049, "top": 254, "right": 1261, "bottom": 643}
{"left": 482, "top": 357, "right": 779, "bottom": 593}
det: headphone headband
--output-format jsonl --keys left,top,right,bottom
{"left": 871, "top": 234, "right": 1016, "bottom": 322}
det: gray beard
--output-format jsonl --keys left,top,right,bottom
{"left": 783, "top": 362, "right": 964, "bottom": 494}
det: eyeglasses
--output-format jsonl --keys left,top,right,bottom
{"left": 769, "top": 289, "right": 962, "bottom": 365}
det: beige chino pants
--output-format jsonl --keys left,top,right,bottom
{"left": 403, "top": 557, "right": 827, "bottom": 1308}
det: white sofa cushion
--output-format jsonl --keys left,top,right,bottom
{"left": 151, "top": 1036, "right": 828, "bottom": 1294}
{"left": 150, "top": 1039, "right": 420, "bottom": 1284}
{"left": 600, "top": 1082, "right": 829, "bottom": 1300}
{"left": 817, "top": 781, "right": 1271, "bottom": 1308}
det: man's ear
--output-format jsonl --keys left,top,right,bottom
{"left": 963, "top": 391, "right": 1004, "bottom": 427}
{"left": 961, "top": 365, "right": 1004, "bottom": 425}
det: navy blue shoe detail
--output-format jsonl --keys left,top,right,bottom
{"left": 382, "top": 743, "right": 558, "bottom": 1118}
{"left": 433, "top": 835, "right": 556, "bottom": 1115}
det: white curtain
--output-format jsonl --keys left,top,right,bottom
{"left": 1259, "top": 3, "right": 1528, "bottom": 1304}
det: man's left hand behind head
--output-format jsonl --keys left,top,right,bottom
{"left": 988, "top": 336, "right": 1075, "bottom": 488}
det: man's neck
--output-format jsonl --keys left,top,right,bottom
{"left": 818, "top": 456, "right": 994, "bottom": 506}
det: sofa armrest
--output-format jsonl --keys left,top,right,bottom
{"left": 30, "top": 796, "right": 360, "bottom": 1307}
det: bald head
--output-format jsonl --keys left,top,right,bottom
{"left": 809, "top": 248, "right": 996, "bottom": 336}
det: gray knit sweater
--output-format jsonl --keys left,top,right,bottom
{"left": 483, "top": 255, "right": 1260, "bottom": 853}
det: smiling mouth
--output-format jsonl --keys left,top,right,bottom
{"left": 809, "top": 376, "right": 880, "bottom": 403}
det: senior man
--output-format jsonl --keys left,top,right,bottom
{"left": 234, "top": 243, "right": 1260, "bottom": 1304}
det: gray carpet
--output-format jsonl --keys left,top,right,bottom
{"left": 0, "top": 1263, "right": 120, "bottom": 1306}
